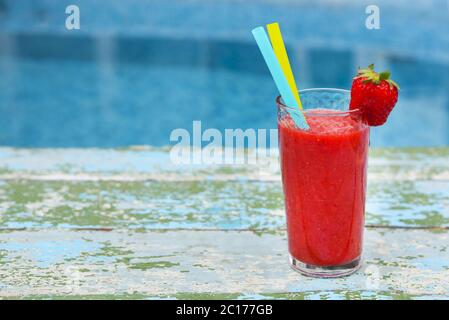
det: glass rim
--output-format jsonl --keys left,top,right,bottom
{"left": 276, "top": 88, "right": 360, "bottom": 116}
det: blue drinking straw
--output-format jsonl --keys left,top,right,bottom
{"left": 252, "top": 26, "right": 309, "bottom": 130}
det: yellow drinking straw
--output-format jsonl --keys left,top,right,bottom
{"left": 267, "top": 22, "right": 303, "bottom": 110}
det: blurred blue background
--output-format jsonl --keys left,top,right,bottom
{"left": 0, "top": 0, "right": 448, "bottom": 147}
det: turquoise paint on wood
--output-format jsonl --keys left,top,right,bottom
{"left": 0, "top": 147, "right": 448, "bottom": 299}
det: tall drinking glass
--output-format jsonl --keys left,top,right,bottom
{"left": 277, "top": 88, "right": 370, "bottom": 278}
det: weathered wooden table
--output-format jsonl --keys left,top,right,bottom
{"left": 0, "top": 147, "right": 448, "bottom": 299}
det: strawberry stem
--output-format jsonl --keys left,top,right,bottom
{"left": 355, "top": 64, "right": 399, "bottom": 90}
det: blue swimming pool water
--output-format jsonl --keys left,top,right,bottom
{"left": 1, "top": 1, "right": 449, "bottom": 147}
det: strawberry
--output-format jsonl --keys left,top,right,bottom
{"left": 349, "top": 64, "right": 399, "bottom": 126}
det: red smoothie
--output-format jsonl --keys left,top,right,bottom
{"left": 279, "top": 109, "right": 369, "bottom": 267}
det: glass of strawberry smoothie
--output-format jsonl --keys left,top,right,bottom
{"left": 277, "top": 88, "right": 370, "bottom": 278}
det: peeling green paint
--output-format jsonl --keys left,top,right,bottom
{"left": 128, "top": 261, "right": 180, "bottom": 270}
{"left": 0, "top": 148, "right": 448, "bottom": 299}
{"left": 0, "top": 229, "right": 447, "bottom": 299}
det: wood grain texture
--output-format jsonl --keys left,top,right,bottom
{"left": 0, "top": 148, "right": 448, "bottom": 299}
{"left": 0, "top": 229, "right": 448, "bottom": 299}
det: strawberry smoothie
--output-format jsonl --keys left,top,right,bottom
{"left": 278, "top": 93, "right": 370, "bottom": 277}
